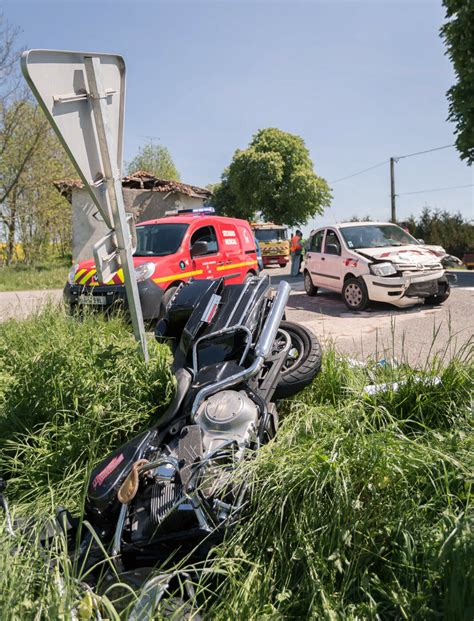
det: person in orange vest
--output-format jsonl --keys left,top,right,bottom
{"left": 290, "top": 230, "right": 303, "bottom": 276}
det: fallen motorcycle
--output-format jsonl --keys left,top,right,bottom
{"left": 1, "top": 274, "right": 322, "bottom": 617}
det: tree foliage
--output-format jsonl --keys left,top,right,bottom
{"left": 126, "top": 142, "right": 181, "bottom": 181}
{"left": 0, "top": 101, "right": 74, "bottom": 264}
{"left": 0, "top": 17, "right": 73, "bottom": 265}
{"left": 347, "top": 209, "right": 473, "bottom": 258}
{"left": 0, "top": 14, "right": 22, "bottom": 105}
{"left": 211, "top": 128, "right": 331, "bottom": 226}
{"left": 440, "top": 1, "right": 474, "bottom": 165}
{"left": 405, "top": 207, "right": 473, "bottom": 258}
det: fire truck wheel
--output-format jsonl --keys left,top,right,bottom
{"left": 244, "top": 271, "right": 257, "bottom": 284}
{"left": 274, "top": 321, "right": 322, "bottom": 399}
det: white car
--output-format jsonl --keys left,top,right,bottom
{"left": 304, "top": 222, "right": 452, "bottom": 311}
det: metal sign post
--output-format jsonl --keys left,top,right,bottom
{"left": 83, "top": 56, "right": 148, "bottom": 359}
{"left": 21, "top": 49, "right": 149, "bottom": 361}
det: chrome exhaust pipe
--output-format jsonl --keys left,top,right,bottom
{"left": 255, "top": 280, "right": 291, "bottom": 359}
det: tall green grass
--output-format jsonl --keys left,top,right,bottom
{"left": 201, "top": 366, "right": 473, "bottom": 619}
{"left": 0, "top": 305, "right": 173, "bottom": 510}
{"left": 0, "top": 306, "right": 472, "bottom": 619}
{"left": 0, "top": 255, "right": 71, "bottom": 291}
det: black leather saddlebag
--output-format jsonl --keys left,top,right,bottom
{"left": 85, "top": 430, "right": 154, "bottom": 526}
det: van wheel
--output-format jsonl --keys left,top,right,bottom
{"left": 343, "top": 277, "right": 369, "bottom": 311}
{"left": 244, "top": 272, "right": 256, "bottom": 284}
{"left": 160, "top": 285, "right": 178, "bottom": 317}
{"left": 304, "top": 270, "right": 318, "bottom": 296}
{"left": 274, "top": 321, "right": 322, "bottom": 399}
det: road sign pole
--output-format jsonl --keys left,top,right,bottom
{"left": 84, "top": 56, "right": 148, "bottom": 361}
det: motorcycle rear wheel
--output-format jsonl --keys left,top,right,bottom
{"left": 274, "top": 321, "right": 322, "bottom": 399}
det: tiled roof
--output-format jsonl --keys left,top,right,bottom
{"left": 121, "top": 171, "right": 211, "bottom": 198}
{"left": 55, "top": 171, "right": 212, "bottom": 201}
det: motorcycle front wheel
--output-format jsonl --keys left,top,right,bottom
{"left": 274, "top": 321, "right": 322, "bottom": 399}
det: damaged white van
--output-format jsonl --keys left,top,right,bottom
{"left": 304, "top": 222, "right": 454, "bottom": 311}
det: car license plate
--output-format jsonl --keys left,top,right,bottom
{"left": 78, "top": 295, "right": 107, "bottom": 306}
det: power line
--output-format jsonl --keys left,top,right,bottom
{"left": 330, "top": 160, "right": 388, "bottom": 184}
{"left": 395, "top": 144, "right": 454, "bottom": 160}
{"left": 330, "top": 144, "right": 455, "bottom": 185}
{"left": 397, "top": 183, "right": 474, "bottom": 197}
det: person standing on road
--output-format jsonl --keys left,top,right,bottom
{"left": 290, "top": 230, "right": 303, "bottom": 276}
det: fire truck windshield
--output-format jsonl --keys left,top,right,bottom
{"left": 134, "top": 223, "right": 189, "bottom": 256}
{"left": 254, "top": 228, "right": 287, "bottom": 242}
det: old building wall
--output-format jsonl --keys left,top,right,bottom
{"left": 123, "top": 189, "right": 204, "bottom": 221}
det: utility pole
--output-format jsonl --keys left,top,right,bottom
{"left": 390, "top": 157, "right": 396, "bottom": 222}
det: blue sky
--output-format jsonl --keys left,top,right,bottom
{"left": 4, "top": 0, "right": 473, "bottom": 235}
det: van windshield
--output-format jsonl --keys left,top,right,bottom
{"left": 134, "top": 223, "right": 188, "bottom": 256}
{"left": 340, "top": 224, "right": 418, "bottom": 249}
{"left": 254, "top": 228, "right": 287, "bottom": 242}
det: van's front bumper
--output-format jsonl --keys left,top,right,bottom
{"left": 363, "top": 269, "right": 451, "bottom": 307}
{"left": 64, "top": 280, "right": 164, "bottom": 320}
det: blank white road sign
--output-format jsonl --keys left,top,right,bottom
{"left": 21, "top": 49, "right": 125, "bottom": 228}
{"left": 21, "top": 49, "right": 148, "bottom": 360}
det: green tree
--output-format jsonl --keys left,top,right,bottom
{"left": 0, "top": 15, "right": 73, "bottom": 265}
{"left": 17, "top": 112, "right": 74, "bottom": 263}
{"left": 211, "top": 128, "right": 331, "bottom": 226}
{"left": 0, "top": 101, "right": 73, "bottom": 264}
{"left": 407, "top": 207, "right": 473, "bottom": 258}
{"left": 349, "top": 215, "right": 372, "bottom": 222}
{"left": 126, "top": 142, "right": 181, "bottom": 181}
{"left": 440, "top": 1, "right": 474, "bottom": 164}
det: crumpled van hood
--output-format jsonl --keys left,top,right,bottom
{"left": 355, "top": 245, "right": 442, "bottom": 268}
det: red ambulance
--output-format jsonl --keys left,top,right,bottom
{"left": 64, "top": 211, "right": 259, "bottom": 320}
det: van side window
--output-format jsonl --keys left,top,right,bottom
{"left": 310, "top": 230, "right": 324, "bottom": 252}
{"left": 190, "top": 225, "right": 219, "bottom": 255}
{"left": 324, "top": 230, "right": 341, "bottom": 255}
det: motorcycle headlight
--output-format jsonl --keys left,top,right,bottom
{"left": 68, "top": 264, "right": 79, "bottom": 285}
{"left": 370, "top": 262, "right": 397, "bottom": 277}
{"left": 134, "top": 262, "right": 155, "bottom": 283}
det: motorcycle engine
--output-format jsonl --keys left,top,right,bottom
{"left": 126, "top": 390, "right": 259, "bottom": 548}
{"left": 195, "top": 390, "right": 259, "bottom": 454}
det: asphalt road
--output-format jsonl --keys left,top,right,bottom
{"left": 267, "top": 267, "right": 474, "bottom": 364}
{"left": 0, "top": 269, "right": 473, "bottom": 364}
{"left": 0, "top": 288, "right": 63, "bottom": 322}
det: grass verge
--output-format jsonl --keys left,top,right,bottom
{"left": 0, "top": 256, "right": 71, "bottom": 292}
{"left": 0, "top": 306, "right": 472, "bottom": 619}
